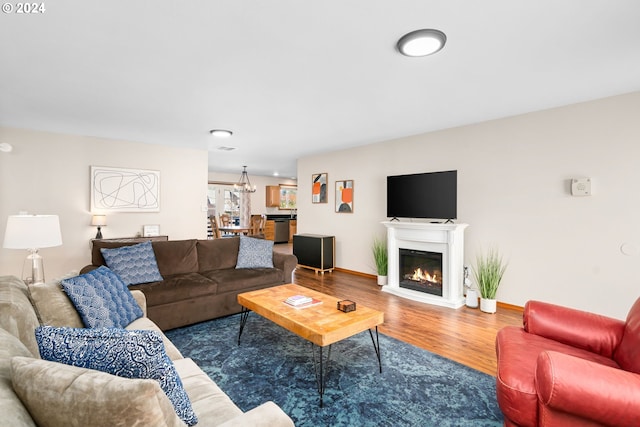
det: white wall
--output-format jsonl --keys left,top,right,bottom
{"left": 0, "top": 127, "right": 209, "bottom": 280}
{"left": 208, "top": 171, "right": 297, "bottom": 216}
{"left": 298, "top": 92, "right": 640, "bottom": 319}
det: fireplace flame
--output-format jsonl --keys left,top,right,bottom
{"left": 410, "top": 268, "right": 438, "bottom": 284}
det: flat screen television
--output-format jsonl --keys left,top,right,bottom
{"left": 386, "top": 170, "right": 457, "bottom": 221}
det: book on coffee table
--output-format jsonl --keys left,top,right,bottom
{"left": 285, "top": 295, "right": 313, "bottom": 306}
{"left": 284, "top": 296, "right": 322, "bottom": 309}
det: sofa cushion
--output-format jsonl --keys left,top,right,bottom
{"left": 152, "top": 239, "right": 199, "bottom": 276}
{"left": 29, "top": 280, "right": 83, "bottom": 328}
{"left": 201, "top": 268, "right": 284, "bottom": 294}
{"left": 173, "top": 357, "right": 243, "bottom": 424}
{"left": 496, "top": 326, "right": 621, "bottom": 427}
{"left": 614, "top": 297, "right": 640, "bottom": 374}
{"left": 236, "top": 235, "right": 274, "bottom": 269}
{"left": 11, "top": 356, "right": 185, "bottom": 427}
{"left": 101, "top": 241, "right": 164, "bottom": 285}
{"left": 197, "top": 237, "right": 240, "bottom": 271}
{"left": 35, "top": 326, "right": 197, "bottom": 426}
{"left": 61, "top": 266, "right": 143, "bottom": 328}
{"left": 130, "top": 273, "right": 218, "bottom": 306}
{"left": 0, "top": 328, "right": 36, "bottom": 427}
{"left": 0, "top": 276, "right": 41, "bottom": 356}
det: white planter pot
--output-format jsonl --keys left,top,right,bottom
{"left": 377, "top": 275, "right": 388, "bottom": 286}
{"left": 480, "top": 298, "right": 497, "bottom": 314}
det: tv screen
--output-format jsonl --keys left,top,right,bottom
{"left": 387, "top": 170, "right": 457, "bottom": 220}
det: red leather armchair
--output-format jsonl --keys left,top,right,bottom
{"left": 495, "top": 298, "right": 640, "bottom": 427}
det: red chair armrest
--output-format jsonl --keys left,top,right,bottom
{"left": 524, "top": 300, "right": 625, "bottom": 357}
{"left": 536, "top": 351, "right": 640, "bottom": 426}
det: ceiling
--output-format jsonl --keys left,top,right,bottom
{"left": 2, "top": 1, "right": 640, "bottom": 179}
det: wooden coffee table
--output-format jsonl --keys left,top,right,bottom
{"left": 237, "top": 283, "right": 384, "bottom": 406}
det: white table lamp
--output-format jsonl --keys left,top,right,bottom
{"left": 3, "top": 214, "right": 63, "bottom": 285}
{"left": 91, "top": 214, "right": 107, "bottom": 238}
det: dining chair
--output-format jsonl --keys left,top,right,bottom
{"left": 209, "top": 216, "right": 222, "bottom": 238}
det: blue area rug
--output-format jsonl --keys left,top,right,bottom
{"left": 165, "top": 313, "right": 503, "bottom": 426}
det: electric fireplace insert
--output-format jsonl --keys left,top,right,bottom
{"left": 399, "top": 248, "right": 443, "bottom": 297}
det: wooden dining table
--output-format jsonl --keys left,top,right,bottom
{"left": 218, "top": 225, "right": 251, "bottom": 235}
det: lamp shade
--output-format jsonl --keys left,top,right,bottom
{"left": 3, "top": 215, "right": 63, "bottom": 249}
{"left": 91, "top": 215, "right": 107, "bottom": 226}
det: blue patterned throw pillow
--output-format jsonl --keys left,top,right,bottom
{"left": 61, "top": 266, "right": 143, "bottom": 328}
{"left": 236, "top": 235, "right": 274, "bottom": 269}
{"left": 35, "top": 326, "right": 198, "bottom": 426}
{"left": 100, "top": 241, "right": 163, "bottom": 285}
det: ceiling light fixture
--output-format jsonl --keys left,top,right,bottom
{"left": 235, "top": 166, "right": 256, "bottom": 193}
{"left": 209, "top": 129, "right": 233, "bottom": 138}
{"left": 397, "top": 29, "right": 446, "bottom": 57}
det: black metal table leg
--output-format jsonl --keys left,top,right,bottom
{"left": 237, "top": 307, "right": 250, "bottom": 345}
{"left": 368, "top": 326, "right": 382, "bottom": 373}
{"left": 311, "top": 343, "right": 332, "bottom": 407}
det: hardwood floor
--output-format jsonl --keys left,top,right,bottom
{"left": 277, "top": 243, "right": 523, "bottom": 376}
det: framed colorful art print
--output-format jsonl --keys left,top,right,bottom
{"left": 312, "top": 173, "right": 327, "bottom": 203}
{"left": 335, "top": 180, "right": 353, "bottom": 213}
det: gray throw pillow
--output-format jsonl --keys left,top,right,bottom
{"left": 236, "top": 235, "right": 274, "bottom": 268}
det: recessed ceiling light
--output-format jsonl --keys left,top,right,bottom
{"left": 397, "top": 29, "right": 446, "bottom": 57}
{"left": 216, "top": 146, "right": 236, "bottom": 151}
{"left": 209, "top": 129, "right": 233, "bottom": 138}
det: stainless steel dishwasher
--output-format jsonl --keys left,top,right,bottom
{"left": 274, "top": 219, "right": 289, "bottom": 243}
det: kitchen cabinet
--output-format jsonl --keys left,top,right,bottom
{"left": 266, "top": 186, "right": 280, "bottom": 207}
{"left": 266, "top": 185, "right": 297, "bottom": 209}
{"left": 264, "top": 220, "right": 275, "bottom": 241}
{"left": 288, "top": 220, "right": 297, "bottom": 243}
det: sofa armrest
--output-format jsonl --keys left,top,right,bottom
{"left": 79, "top": 265, "right": 98, "bottom": 275}
{"left": 536, "top": 351, "right": 640, "bottom": 426}
{"left": 130, "top": 290, "right": 147, "bottom": 317}
{"left": 524, "top": 300, "right": 625, "bottom": 357}
{"left": 216, "top": 401, "right": 294, "bottom": 427}
{"left": 272, "top": 252, "right": 298, "bottom": 283}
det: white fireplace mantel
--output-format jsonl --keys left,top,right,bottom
{"left": 382, "top": 221, "right": 468, "bottom": 309}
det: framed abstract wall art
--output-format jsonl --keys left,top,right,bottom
{"left": 312, "top": 173, "right": 327, "bottom": 203}
{"left": 335, "top": 180, "right": 353, "bottom": 213}
{"left": 91, "top": 166, "right": 160, "bottom": 212}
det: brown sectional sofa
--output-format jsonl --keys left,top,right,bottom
{"left": 80, "top": 237, "right": 298, "bottom": 330}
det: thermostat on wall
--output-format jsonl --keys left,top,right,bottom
{"left": 571, "top": 178, "right": 591, "bottom": 196}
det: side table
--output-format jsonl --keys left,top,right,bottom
{"left": 293, "top": 234, "right": 334, "bottom": 274}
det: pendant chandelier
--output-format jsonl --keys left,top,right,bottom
{"left": 235, "top": 166, "right": 256, "bottom": 193}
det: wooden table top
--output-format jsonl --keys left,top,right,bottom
{"left": 219, "top": 225, "right": 251, "bottom": 234}
{"left": 237, "top": 283, "right": 384, "bottom": 347}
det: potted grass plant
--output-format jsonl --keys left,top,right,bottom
{"left": 473, "top": 248, "right": 508, "bottom": 313}
{"left": 372, "top": 237, "right": 388, "bottom": 286}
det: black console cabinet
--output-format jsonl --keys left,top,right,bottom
{"left": 293, "top": 234, "right": 334, "bottom": 274}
